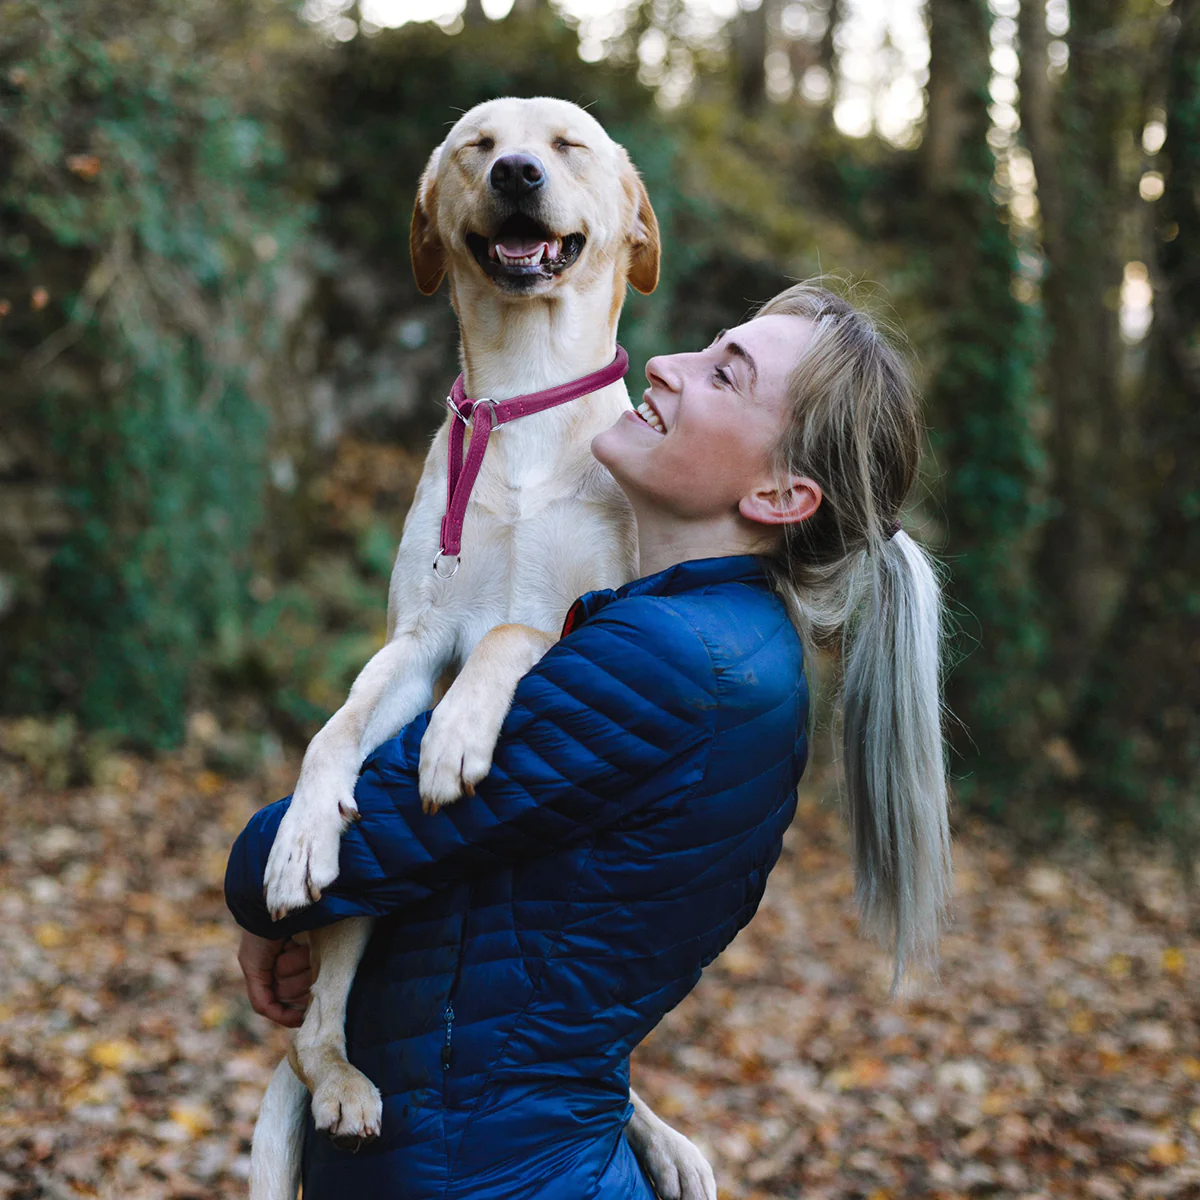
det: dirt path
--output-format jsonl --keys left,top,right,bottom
{"left": 0, "top": 739, "right": 1196, "bottom": 1199}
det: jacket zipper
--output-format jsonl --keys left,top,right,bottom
{"left": 442, "top": 889, "right": 471, "bottom": 1078}
{"left": 441, "top": 1000, "right": 454, "bottom": 1071}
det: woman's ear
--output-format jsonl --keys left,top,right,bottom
{"left": 739, "top": 476, "right": 823, "bottom": 526}
{"left": 619, "top": 151, "right": 660, "bottom": 295}
{"left": 410, "top": 147, "right": 446, "bottom": 296}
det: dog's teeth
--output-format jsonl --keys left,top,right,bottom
{"left": 495, "top": 244, "right": 547, "bottom": 267}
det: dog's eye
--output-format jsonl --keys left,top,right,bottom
{"left": 473, "top": 136, "right": 495, "bottom": 152}
{"left": 552, "top": 137, "right": 584, "bottom": 153}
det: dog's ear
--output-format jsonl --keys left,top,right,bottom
{"left": 620, "top": 154, "right": 660, "bottom": 295}
{"left": 410, "top": 148, "right": 446, "bottom": 296}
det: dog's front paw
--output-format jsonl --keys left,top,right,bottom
{"left": 311, "top": 1064, "right": 382, "bottom": 1152}
{"left": 263, "top": 789, "right": 354, "bottom": 919}
{"left": 418, "top": 695, "right": 501, "bottom": 813}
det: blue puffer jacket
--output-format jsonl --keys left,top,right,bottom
{"left": 226, "top": 555, "right": 808, "bottom": 1199}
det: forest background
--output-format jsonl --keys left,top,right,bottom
{"left": 1, "top": 0, "right": 1199, "bottom": 1197}
{"left": 4, "top": 0, "right": 1198, "bottom": 841}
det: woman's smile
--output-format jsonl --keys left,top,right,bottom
{"left": 632, "top": 392, "right": 667, "bottom": 433}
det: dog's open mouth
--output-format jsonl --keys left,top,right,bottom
{"left": 466, "top": 214, "right": 585, "bottom": 286}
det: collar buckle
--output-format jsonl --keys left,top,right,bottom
{"left": 446, "top": 395, "right": 498, "bottom": 430}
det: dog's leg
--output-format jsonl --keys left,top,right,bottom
{"left": 287, "top": 918, "right": 383, "bottom": 1148}
{"left": 418, "top": 624, "right": 558, "bottom": 810}
{"left": 264, "top": 630, "right": 448, "bottom": 917}
{"left": 625, "top": 1088, "right": 717, "bottom": 1200}
{"left": 249, "top": 1058, "right": 308, "bottom": 1200}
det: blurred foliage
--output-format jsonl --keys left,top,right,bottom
{"left": 0, "top": 0, "right": 1195, "bottom": 843}
{"left": 0, "top": 0, "right": 307, "bottom": 746}
{"left": 223, "top": 440, "right": 423, "bottom": 738}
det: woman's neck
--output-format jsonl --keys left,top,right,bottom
{"left": 632, "top": 504, "right": 768, "bottom": 578}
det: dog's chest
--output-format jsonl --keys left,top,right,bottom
{"left": 465, "top": 425, "right": 588, "bottom": 520}
{"left": 449, "top": 431, "right": 634, "bottom": 630}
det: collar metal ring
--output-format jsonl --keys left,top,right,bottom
{"left": 432, "top": 552, "right": 461, "bottom": 579}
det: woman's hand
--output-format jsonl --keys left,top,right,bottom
{"left": 237, "top": 931, "right": 312, "bottom": 1028}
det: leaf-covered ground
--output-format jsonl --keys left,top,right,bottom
{"left": 0, "top": 727, "right": 1197, "bottom": 1199}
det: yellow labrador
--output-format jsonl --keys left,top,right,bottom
{"left": 249, "top": 98, "right": 716, "bottom": 1200}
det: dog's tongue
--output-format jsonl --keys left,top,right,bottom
{"left": 495, "top": 236, "right": 560, "bottom": 260}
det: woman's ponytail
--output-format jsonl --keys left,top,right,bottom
{"left": 757, "top": 280, "right": 952, "bottom": 987}
{"left": 843, "top": 530, "right": 950, "bottom": 988}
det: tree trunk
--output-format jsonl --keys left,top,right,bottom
{"left": 924, "top": 0, "right": 1045, "bottom": 800}
{"left": 817, "top": 0, "right": 842, "bottom": 123}
{"left": 818, "top": 0, "right": 841, "bottom": 80}
{"left": 1024, "top": 0, "right": 1136, "bottom": 696}
{"left": 1017, "top": 0, "right": 1062, "bottom": 236}
{"left": 735, "top": 0, "right": 771, "bottom": 113}
{"left": 463, "top": 0, "right": 487, "bottom": 26}
{"left": 1071, "top": 0, "right": 1200, "bottom": 852}
{"left": 923, "top": 0, "right": 980, "bottom": 190}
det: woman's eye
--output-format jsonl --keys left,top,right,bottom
{"left": 714, "top": 365, "right": 732, "bottom": 386}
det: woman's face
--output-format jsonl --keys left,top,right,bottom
{"left": 592, "top": 313, "right": 816, "bottom": 523}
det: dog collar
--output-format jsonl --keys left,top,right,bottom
{"left": 434, "top": 346, "right": 630, "bottom": 577}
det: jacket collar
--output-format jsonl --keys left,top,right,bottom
{"left": 561, "top": 555, "right": 768, "bottom": 635}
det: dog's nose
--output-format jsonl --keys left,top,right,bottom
{"left": 490, "top": 153, "right": 546, "bottom": 199}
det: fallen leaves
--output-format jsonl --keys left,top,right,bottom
{"left": 1, "top": 739, "right": 1198, "bottom": 1198}
{"left": 632, "top": 787, "right": 1200, "bottom": 1199}
{"left": 0, "top": 735, "right": 293, "bottom": 1199}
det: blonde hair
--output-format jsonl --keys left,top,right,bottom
{"left": 757, "top": 280, "right": 951, "bottom": 988}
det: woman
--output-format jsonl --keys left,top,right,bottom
{"left": 225, "top": 282, "right": 952, "bottom": 1198}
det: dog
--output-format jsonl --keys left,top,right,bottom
{"left": 247, "top": 98, "right": 717, "bottom": 1200}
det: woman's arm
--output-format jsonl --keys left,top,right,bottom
{"left": 225, "top": 598, "right": 717, "bottom": 940}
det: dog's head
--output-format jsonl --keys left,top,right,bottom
{"left": 410, "top": 97, "right": 659, "bottom": 301}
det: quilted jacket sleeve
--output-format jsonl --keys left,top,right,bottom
{"left": 225, "top": 598, "right": 718, "bottom": 939}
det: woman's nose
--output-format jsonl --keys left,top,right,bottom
{"left": 645, "top": 353, "right": 682, "bottom": 392}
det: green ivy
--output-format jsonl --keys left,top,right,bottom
{"left": 0, "top": 0, "right": 308, "bottom": 747}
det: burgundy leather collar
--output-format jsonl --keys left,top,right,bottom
{"left": 434, "top": 345, "right": 630, "bottom": 576}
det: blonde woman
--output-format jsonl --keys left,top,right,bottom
{"left": 227, "top": 282, "right": 952, "bottom": 1199}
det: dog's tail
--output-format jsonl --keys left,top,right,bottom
{"left": 250, "top": 1058, "right": 307, "bottom": 1200}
